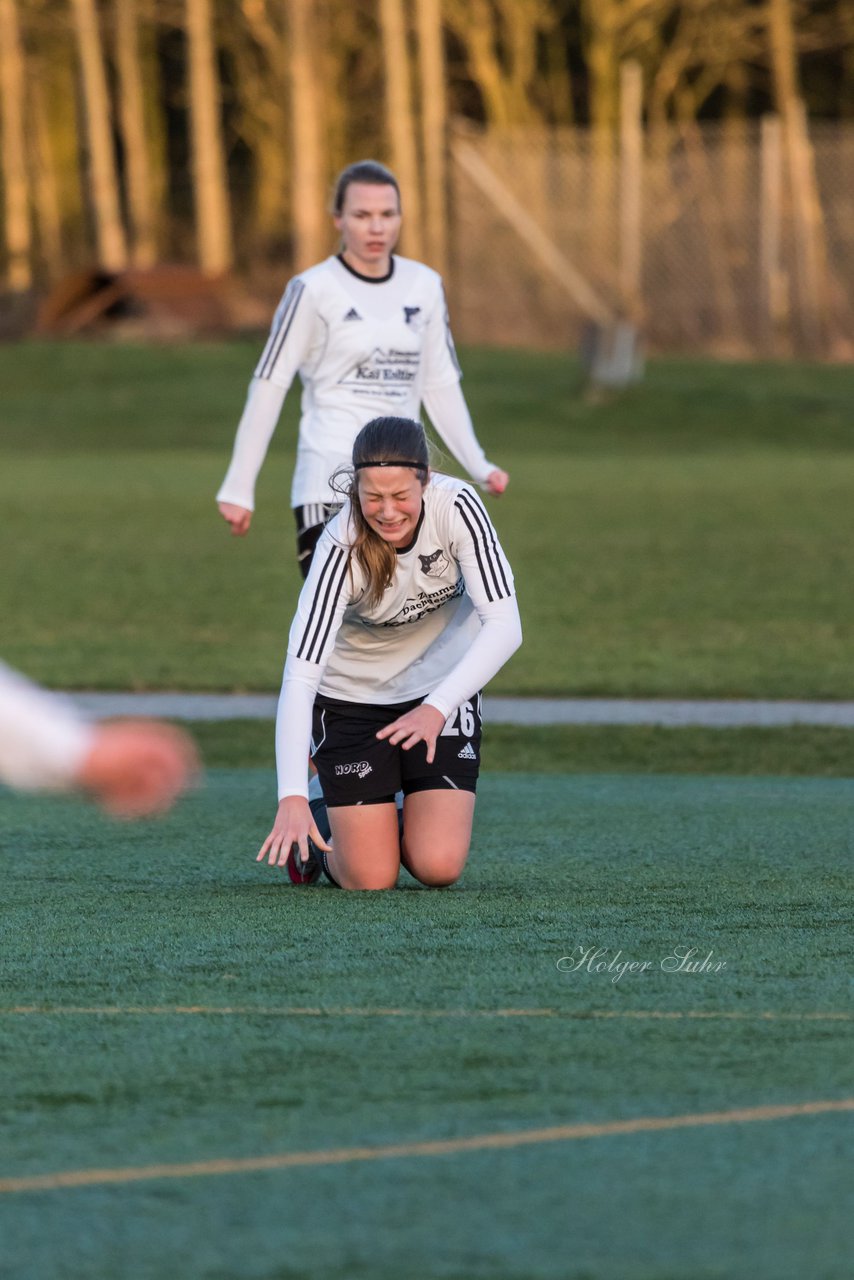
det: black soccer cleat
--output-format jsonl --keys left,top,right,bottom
{"left": 285, "top": 839, "right": 323, "bottom": 886}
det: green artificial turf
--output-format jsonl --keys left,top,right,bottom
{"left": 1, "top": 342, "right": 853, "bottom": 696}
{"left": 4, "top": 341, "right": 852, "bottom": 1277}
{"left": 1, "top": 770, "right": 852, "bottom": 1279}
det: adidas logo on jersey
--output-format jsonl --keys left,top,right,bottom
{"left": 457, "top": 742, "right": 477, "bottom": 761}
{"left": 343, "top": 307, "right": 362, "bottom": 321}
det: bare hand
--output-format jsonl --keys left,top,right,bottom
{"left": 375, "top": 704, "right": 447, "bottom": 764}
{"left": 218, "top": 502, "right": 253, "bottom": 536}
{"left": 257, "top": 796, "right": 332, "bottom": 870}
{"left": 485, "top": 469, "right": 509, "bottom": 496}
{"left": 76, "top": 720, "right": 200, "bottom": 818}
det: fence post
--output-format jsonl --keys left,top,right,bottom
{"left": 759, "top": 114, "right": 786, "bottom": 354}
{"left": 619, "top": 61, "right": 643, "bottom": 322}
{"left": 786, "top": 99, "right": 831, "bottom": 354}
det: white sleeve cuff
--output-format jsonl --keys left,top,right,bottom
{"left": 422, "top": 381, "right": 494, "bottom": 485}
{"left": 216, "top": 378, "right": 287, "bottom": 511}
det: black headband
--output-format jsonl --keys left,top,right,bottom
{"left": 354, "top": 459, "right": 426, "bottom": 471}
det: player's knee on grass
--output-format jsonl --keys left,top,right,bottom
{"left": 400, "top": 788, "right": 474, "bottom": 886}
{"left": 400, "top": 822, "right": 472, "bottom": 886}
{"left": 340, "top": 867, "right": 400, "bottom": 892}
{"left": 330, "top": 843, "right": 400, "bottom": 891}
{"left": 402, "top": 843, "right": 468, "bottom": 887}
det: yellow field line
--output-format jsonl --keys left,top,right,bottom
{"left": 1, "top": 1099, "right": 852, "bottom": 1194}
{"left": 0, "top": 1006, "right": 851, "bottom": 1020}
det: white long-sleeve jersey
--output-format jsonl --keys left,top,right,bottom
{"left": 217, "top": 255, "right": 497, "bottom": 510}
{"left": 0, "top": 663, "right": 93, "bottom": 792}
{"left": 275, "top": 474, "right": 522, "bottom": 799}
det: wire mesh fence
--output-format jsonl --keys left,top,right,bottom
{"left": 448, "top": 118, "right": 854, "bottom": 358}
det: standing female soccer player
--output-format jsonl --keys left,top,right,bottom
{"left": 256, "top": 416, "right": 522, "bottom": 890}
{"left": 217, "top": 159, "right": 508, "bottom": 576}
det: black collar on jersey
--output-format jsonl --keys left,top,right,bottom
{"left": 395, "top": 502, "right": 426, "bottom": 556}
{"left": 336, "top": 253, "right": 395, "bottom": 284}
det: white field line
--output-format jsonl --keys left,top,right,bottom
{"left": 1, "top": 1005, "right": 851, "bottom": 1020}
{"left": 1, "top": 1099, "right": 852, "bottom": 1194}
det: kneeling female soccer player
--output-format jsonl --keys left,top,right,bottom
{"left": 257, "top": 416, "right": 522, "bottom": 890}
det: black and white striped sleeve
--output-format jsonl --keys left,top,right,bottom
{"left": 452, "top": 486, "right": 514, "bottom": 607}
{"left": 216, "top": 276, "right": 317, "bottom": 510}
{"left": 420, "top": 488, "right": 521, "bottom": 720}
{"left": 288, "top": 537, "right": 351, "bottom": 667}
{"left": 254, "top": 278, "right": 311, "bottom": 386}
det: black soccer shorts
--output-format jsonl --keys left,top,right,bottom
{"left": 311, "top": 693, "right": 483, "bottom": 807}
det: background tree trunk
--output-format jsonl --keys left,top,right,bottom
{"left": 70, "top": 0, "right": 128, "bottom": 271}
{"left": 446, "top": 0, "right": 511, "bottom": 126}
{"left": 29, "top": 69, "right": 64, "bottom": 278}
{"left": 0, "top": 0, "right": 31, "bottom": 289}
{"left": 416, "top": 0, "right": 447, "bottom": 273}
{"left": 767, "top": 0, "right": 830, "bottom": 351}
{"left": 583, "top": 2, "right": 619, "bottom": 274}
{"left": 234, "top": 0, "right": 290, "bottom": 253}
{"left": 115, "top": 0, "right": 157, "bottom": 267}
{"left": 290, "top": 0, "right": 326, "bottom": 270}
{"left": 185, "top": 0, "right": 233, "bottom": 275}
{"left": 379, "top": 0, "right": 424, "bottom": 259}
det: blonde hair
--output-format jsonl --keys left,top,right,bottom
{"left": 340, "top": 417, "right": 429, "bottom": 607}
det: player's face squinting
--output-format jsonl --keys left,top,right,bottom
{"left": 358, "top": 467, "right": 425, "bottom": 546}
{"left": 335, "top": 183, "right": 402, "bottom": 277}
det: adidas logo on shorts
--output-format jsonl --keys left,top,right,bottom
{"left": 457, "top": 742, "right": 477, "bottom": 761}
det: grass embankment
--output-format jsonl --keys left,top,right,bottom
{"left": 1, "top": 341, "right": 853, "bottom": 698}
{"left": 188, "top": 719, "right": 854, "bottom": 778}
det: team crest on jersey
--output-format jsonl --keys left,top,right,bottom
{"left": 403, "top": 305, "right": 423, "bottom": 328}
{"left": 419, "top": 548, "right": 449, "bottom": 577}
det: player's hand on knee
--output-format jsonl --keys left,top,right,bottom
{"left": 485, "top": 468, "right": 509, "bottom": 496}
{"left": 257, "top": 796, "right": 331, "bottom": 868}
{"left": 76, "top": 720, "right": 199, "bottom": 818}
{"left": 376, "top": 704, "right": 446, "bottom": 764}
{"left": 218, "top": 502, "right": 253, "bottom": 536}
